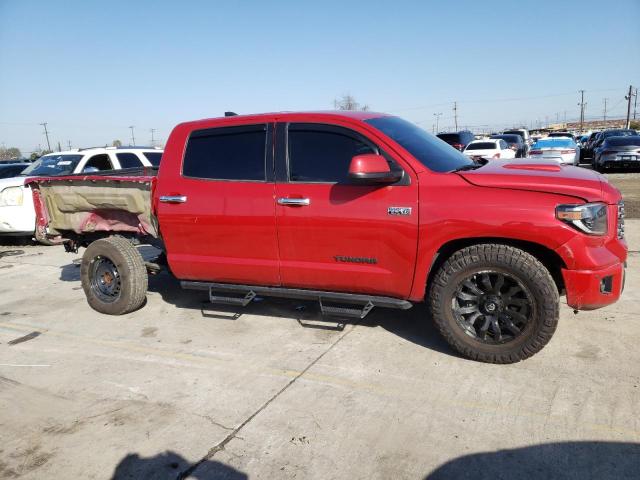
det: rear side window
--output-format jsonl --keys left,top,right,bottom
{"left": 116, "top": 153, "right": 143, "bottom": 168}
{"left": 467, "top": 142, "right": 497, "bottom": 150}
{"left": 436, "top": 133, "right": 460, "bottom": 143}
{"left": 183, "top": 124, "right": 267, "bottom": 181}
{"left": 143, "top": 152, "right": 162, "bottom": 166}
{"left": 287, "top": 125, "right": 376, "bottom": 183}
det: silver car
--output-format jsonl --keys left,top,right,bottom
{"left": 529, "top": 138, "right": 580, "bottom": 165}
{"left": 593, "top": 135, "right": 640, "bottom": 172}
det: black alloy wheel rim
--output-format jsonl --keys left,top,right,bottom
{"left": 451, "top": 270, "right": 534, "bottom": 344}
{"left": 90, "top": 256, "right": 121, "bottom": 303}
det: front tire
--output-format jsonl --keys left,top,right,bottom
{"left": 81, "top": 236, "right": 148, "bottom": 315}
{"left": 428, "top": 244, "right": 559, "bottom": 363}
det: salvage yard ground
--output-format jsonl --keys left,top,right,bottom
{"left": 0, "top": 224, "right": 639, "bottom": 479}
{"left": 606, "top": 171, "right": 640, "bottom": 218}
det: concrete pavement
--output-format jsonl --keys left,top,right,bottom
{"left": 1, "top": 223, "right": 639, "bottom": 479}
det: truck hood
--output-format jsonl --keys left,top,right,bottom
{"left": 457, "top": 160, "right": 620, "bottom": 203}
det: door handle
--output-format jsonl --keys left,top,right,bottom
{"left": 159, "top": 195, "right": 187, "bottom": 204}
{"left": 277, "top": 197, "right": 310, "bottom": 206}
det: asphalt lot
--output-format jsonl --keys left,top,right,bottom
{"left": 0, "top": 223, "right": 639, "bottom": 479}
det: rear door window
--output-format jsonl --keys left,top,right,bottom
{"left": 83, "top": 154, "right": 114, "bottom": 172}
{"left": 116, "top": 152, "right": 144, "bottom": 168}
{"left": 183, "top": 124, "right": 267, "bottom": 181}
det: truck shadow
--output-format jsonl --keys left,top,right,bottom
{"left": 424, "top": 441, "right": 640, "bottom": 480}
{"left": 57, "top": 246, "right": 458, "bottom": 359}
{"left": 146, "top": 270, "right": 458, "bottom": 359}
{"left": 110, "top": 450, "right": 246, "bottom": 479}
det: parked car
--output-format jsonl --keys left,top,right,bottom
{"left": 489, "top": 134, "right": 528, "bottom": 157}
{"left": 436, "top": 131, "right": 475, "bottom": 151}
{"left": 529, "top": 138, "right": 580, "bottom": 165}
{"left": 463, "top": 139, "right": 516, "bottom": 160}
{"left": 0, "top": 162, "right": 29, "bottom": 179}
{"left": 593, "top": 135, "right": 640, "bottom": 172}
{"left": 591, "top": 129, "right": 638, "bottom": 150}
{"left": 27, "top": 111, "right": 626, "bottom": 364}
{"left": 582, "top": 131, "right": 602, "bottom": 160}
{"left": 0, "top": 146, "right": 162, "bottom": 237}
{"left": 503, "top": 128, "right": 531, "bottom": 145}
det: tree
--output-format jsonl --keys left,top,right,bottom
{"left": 0, "top": 147, "right": 22, "bottom": 161}
{"left": 112, "top": 139, "right": 122, "bottom": 147}
{"left": 333, "top": 94, "right": 370, "bottom": 111}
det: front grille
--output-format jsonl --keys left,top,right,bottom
{"left": 617, "top": 201, "right": 625, "bottom": 239}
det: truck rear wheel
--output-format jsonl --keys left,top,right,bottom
{"left": 428, "top": 244, "right": 559, "bottom": 363}
{"left": 81, "top": 236, "right": 148, "bottom": 315}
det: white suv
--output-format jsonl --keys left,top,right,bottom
{"left": 0, "top": 146, "right": 162, "bottom": 236}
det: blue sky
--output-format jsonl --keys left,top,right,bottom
{"left": 1, "top": 0, "right": 639, "bottom": 154}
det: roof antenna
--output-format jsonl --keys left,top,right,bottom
{"left": 224, "top": 111, "right": 238, "bottom": 117}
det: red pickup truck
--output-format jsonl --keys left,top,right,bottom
{"left": 28, "top": 111, "right": 627, "bottom": 363}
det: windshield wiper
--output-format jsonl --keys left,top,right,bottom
{"left": 451, "top": 163, "right": 482, "bottom": 173}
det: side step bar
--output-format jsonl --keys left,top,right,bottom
{"left": 181, "top": 281, "right": 413, "bottom": 318}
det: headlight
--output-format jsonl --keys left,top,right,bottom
{"left": 556, "top": 202, "right": 608, "bottom": 235}
{"left": 0, "top": 186, "right": 24, "bottom": 207}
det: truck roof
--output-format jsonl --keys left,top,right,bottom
{"left": 176, "top": 110, "right": 390, "bottom": 129}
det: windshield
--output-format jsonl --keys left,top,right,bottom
{"left": 466, "top": 142, "right": 497, "bottom": 150}
{"left": 603, "top": 130, "right": 637, "bottom": 138}
{"left": 503, "top": 130, "right": 525, "bottom": 140}
{"left": 532, "top": 139, "right": 575, "bottom": 149}
{"left": 21, "top": 154, "right": 83, "bottom": 176}
{"left": 605, "top": 136, "right": 640, "bottom": 147}
{"left": 365, "top": 116, "right": 474, "bottom": 172}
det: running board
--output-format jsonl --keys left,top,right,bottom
{"left": 181, "top": 281, "right": 413, "bottom": 312}
{"left": 320, "top": 299, "right": 375, "bottom": 319}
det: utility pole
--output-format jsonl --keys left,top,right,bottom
{"left": 67, "top": 140, "right": 72, "bottom": 150}
{"left": 40, "top": 122, "right": 51, "bottom": 151}
{"left": 57, "top": 141, "right": 62, "bottom": 152}
{"left": 453, "top": 102, "right": 458, "bottom": 131}
{"left": 634, "top": 87, "right": 638, "bottom": 120}
{"left": 129, "top": 125, "right": 136, "bottom": 146}
{"left": 625, "top": 85, "right": 635, "bottom": 128}
{"left": 433, "top": 113, "right": 442, "bottom": 133}
{"left": 578, "top": 90, "right": 586, "bottom": 133}
{"left": 602, "top": 98, "right": 608, "bottom": 126}
{"left": 150, "top": 128, "right": 156, "bottom": 146}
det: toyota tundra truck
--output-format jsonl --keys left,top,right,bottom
{"left": 27, "top": 111, "right": 628, "bottom": 363}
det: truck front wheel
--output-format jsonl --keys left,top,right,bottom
{"left": 81, "top": 236, "right": 148, "bottom": 315}
{"left": 428, "top": 244, "right": 559, "bottom": 363}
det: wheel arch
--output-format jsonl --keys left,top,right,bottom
{"left": 426, "top": 237, "right": 567, "bottom": 297}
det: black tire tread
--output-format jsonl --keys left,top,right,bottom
{"left": 428, "top": 243, "right": 559, "bottom": 364}
{"left": 81, "top": 236, "right": 148, "bottom": 315}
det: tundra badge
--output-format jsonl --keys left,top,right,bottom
{"left": 388, "top": 207, "right": 412, "bottom": 216}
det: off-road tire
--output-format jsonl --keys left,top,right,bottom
{"left": 81, "top": 236, "right": 148, "bottom": 315}
{"left": 428, "top": 244, "right": 559, "bottom": 363}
